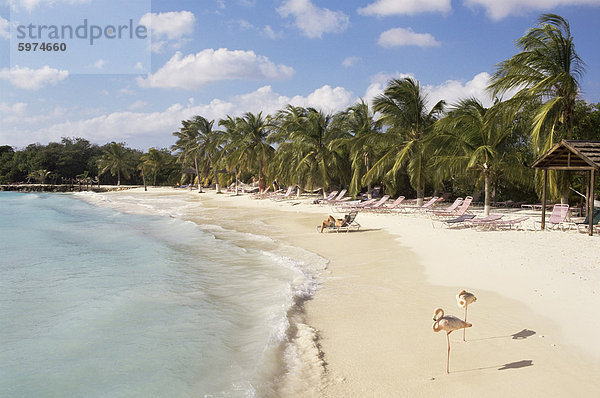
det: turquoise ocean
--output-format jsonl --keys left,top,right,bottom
{"left": 0, "top": 191, "right": 324, "bottom": 397}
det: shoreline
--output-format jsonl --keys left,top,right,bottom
{"left": 79, "top": 188, "right": 600, "bottom": 396}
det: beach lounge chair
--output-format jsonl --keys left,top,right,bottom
{"left": 484, "top": 216, "right": 529, "bottom": 230}
{"left": 319, "top": 211, "right": 361, "bottom": 233}
{"left": 249, "top": 186, "right": 273, "bottom": 199}
{"left": 565, "top": 208, "right": 600, "bottom": 233}
{"left": 429, "top": 197, "right": 464, "bottom": 218}
{"left": 533, "top": 203, "right": 570, "bottom": 230}
{"left": 336, "top": 198, "right": 377, "bottom": 211}
{"left": 271, "top": 186, "right": 295, "bottom": 201}
{"left": 465, "top": 214, "right": 504, "bottom": 229}
{"left": 379, "top": 195, "right": 405, "bottom": 212}
{"left": 433, "top": 214, "right": 476, "bottom": 228}
{"left": 398, "top": 196, "right": 439, "bottom": 213}
{"left": 362, "top": 195, "right": 390, "bottom": 212}
{"left": 313, "top": 190, "right": 338, "bottom": 204}
{"left": 323, "top": 189, "right": 352, "bottom": 204}
{"left": 432, "top": 196, "right": 473, "bottom": 219}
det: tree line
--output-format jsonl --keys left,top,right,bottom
{"left": 1, "top": 14, "right": 600, "bottom": 213}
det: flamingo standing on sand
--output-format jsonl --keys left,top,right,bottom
{"left": 456, "top": 290, "right": 477, "bottom": 341}
{"left": 432, "top": 307, "right": 472, "bottom": 374}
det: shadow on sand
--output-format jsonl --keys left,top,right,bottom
{"left": 511, "top": 329, "right": 536, "bottom": 339}
{"left": 469, "top": 328, "right": 536, "bottom": 342}
{"left": 498, "top": 360, "right": 534, "bottom": 370}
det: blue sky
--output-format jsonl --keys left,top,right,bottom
{"left": 1, "top": 0, "right": 600, "bottom": 150}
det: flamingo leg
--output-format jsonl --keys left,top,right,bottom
{"left": 463, "top": 305, "right": 468, "bottom": 342}
{"left": 446, "top": 332, "right": 450, "bottom": 374}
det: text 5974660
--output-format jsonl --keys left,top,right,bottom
{"left": 18, "top": 42, "right": 67, "bottom": 52}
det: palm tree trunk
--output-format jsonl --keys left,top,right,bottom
{"left": 194, "top": 157, "right": 202, "bottom": 193}
{"left": 416, "top": 186, "right": 424, "bottom": 207}
{"left": 117, "top": 169, "right": 121, "bottom": 186}
{"left": 484, "top": 171, "right": 490, "bottom": 216}
{"left": 365, "top": 153, "right": 372, "bottom": 199}
{"left": 153, "top": 170, "right": 157, "bottom": 186}
{"left": 142, "top": 168, "right": 147, "bottom": 191}
{"left": 258, "top": 159, "right": 264, "bottom": 192}
{"left": 214, "top": 167, "right": 221, "bottom": 193}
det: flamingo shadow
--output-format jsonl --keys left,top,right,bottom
{"left": 498, "top": 360, "right": 533, "bottom": 370}
{"left": 511, "top": 329, "right": 536, "bottom": 339}
{"left": 468, "top": 328, "right": 536, "bottom": 342}
{"left": 454, "top": 359, "right": 534, "bottom": 373}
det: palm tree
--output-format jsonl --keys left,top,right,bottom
{"left": 28, "top": 169, "right": 51, "bottom": 184}
{"left": 140, "top": 148, "right": 164, "bottom": 186}
{"left": 172, "top": 119, "right": 203, "bottom": 192}
{"left": 193, "top": 116, "right": 225, "bottom": 193}
{"left": 97, "top": 142, "right": 133, "bottom": 186}
{"left": 368, "top": 77, "right": 445, "bottom": 206}
{"left": 331, "top": 100, "right": 381, "bottom": 197}
{"left": 271, "top": 106, "right": 350, "bottom": 195}
{"left": 488, "top": 13, "right": 584, "bottom": 202}
{"left": 222, "top": 112, "right": 274, "bottom": 191}
{"left": 434, "top": 98, "right": 527, "bottom": 215}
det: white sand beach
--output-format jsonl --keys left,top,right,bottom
{"left": 88, "top": 187, "right": 600, "bottom": 397}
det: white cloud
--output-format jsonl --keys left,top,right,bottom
{"left": 295, "top": 85, "right": 355, "bottom": 112}
{"left": 2, "top": 84, "right": 356, "bottom": 147}
{"left": 0, "top": 65, "right": 69, "bottom": 90}
{"left": 426, "top": 72, "right": 496, "bottom": 108}
{"left": 277, "top": 0, "right": 349, "bottom": 39}
{"left": 137, "top": 48, "right": 295, "bottom": 90}
{"left": 139, "top": 11, "right": 195, "bottom": 52}
{"left": 464, "top": 0, "right": 600, "bottom": 20}
{"left": 342, "top": 56, "right": 361, "bottom": 68}
{"left": 363, "top": 72, "right": 496, "bottom": 109}
{"left": 0, "top": 102, "right": 27, "bottom": 116}
{"left": 3, "top": 105, "right": 65, "bottom": 125}
{"left": 0, "top": 16, "right": 9, "bottom": 39}
{"left": 91, "top": 59, "right": 106, "bottom": 70}
{"left": 139, "top": 11, "right": 195, "bottom": 40}
{"left": 128, "top": 100, "right": 149, "bottom": 111}
{"left": 263, "top": 25, "right": 283, "bottom": 39}
{"left": 8, "top": 0, "right": 89, "bottom": 12}
{"left": 378, "top": 27, "right": 441, "bottom": 48}
{"left": 358, "top": 0, "right": 451, "bottom": 16}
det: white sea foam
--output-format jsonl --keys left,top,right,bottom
{"left": 70, "top": 190, "right": 329, "bottom": 395}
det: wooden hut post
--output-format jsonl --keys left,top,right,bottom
{"left": 589, "top": 169, "right": 595, "bottom": 236}
{"left": 541, "top": 169, "right": 547, "bottom": 230}
{"left": 586, "top": 171, "right": 591, "bottom": 218}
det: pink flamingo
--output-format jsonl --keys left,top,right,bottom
{"left": 456, "top": 290, "right": 477, "bottom": 341}
{"left": 432, "top": 307, "right": 472, "bottom": 373}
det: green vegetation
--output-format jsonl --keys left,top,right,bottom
{"left": 1, "top": 14, "right": 599, "bottom": 204}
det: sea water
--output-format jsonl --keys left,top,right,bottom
{"left": 0, "top": 192, "right": 324, "bottom": 397}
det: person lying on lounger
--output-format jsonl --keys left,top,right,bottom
{"left": 319, "top": 215, "right": 345, "bottom": 233}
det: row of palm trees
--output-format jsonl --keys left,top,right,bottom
{"left": 168, "top": 13, "right": 584, "bottom": 215}
{"left": 99, "top": 14, "right": 586, "bottom": 216}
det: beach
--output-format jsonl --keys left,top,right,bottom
{"left": 87, "top": 187, "right": 600, "bottom": 397}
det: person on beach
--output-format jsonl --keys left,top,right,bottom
{"left": 319, "top": 215, "right": 345, "bottom": 233}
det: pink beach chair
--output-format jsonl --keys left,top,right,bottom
{"left": 485, "top": 216, "right": 529, "bottom": 231}
{"left": 398, "top": 196, "right": 439, "bottom": 213}
{"left": 380, "top": 196, "right": 405, "bottom": 212}
{"left": 362, "top": 195, "right": 391, "bottom": 211}
{"left": 534, "top": 204, "right": 569, "bottom": 230}
{"left": 314, "top": 190, "right": 338, "bottom": 204}
{"left": 429, "top": 197, "right": 463, "bottom": 216}
{"left": 431, "top": 196, "right": 473, "bottom": 219}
